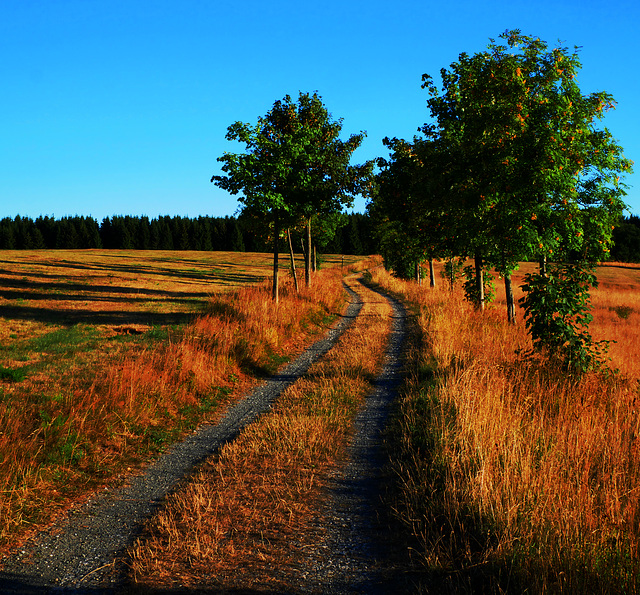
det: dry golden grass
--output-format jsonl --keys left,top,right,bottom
{"left": 372, "top": 264, "right": 640, "bottom": 593}
{"left": 0, "top": 250, "right": 366, "bottom": 557}
{"left": 127, "top": 273, "right": 393, "bottom": 592}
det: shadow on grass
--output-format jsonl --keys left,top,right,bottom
{"left": 0, "top": 258, "right": 267, "bottom": 286}
{"left": 0, "top": 303, "right": 195, "bottom": 327}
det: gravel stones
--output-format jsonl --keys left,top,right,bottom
{"left": 0, "top": 286, "right": 363, "bottom": 593}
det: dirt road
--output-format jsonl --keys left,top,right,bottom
{"left": 0, "top": 276, "right": 408, "bottom": 593}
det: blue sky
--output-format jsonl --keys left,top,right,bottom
{"left": 1, "top": 0, "right": 638, "bottom": 222}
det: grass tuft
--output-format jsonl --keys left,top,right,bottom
{"left": 0, "top": 366, "right": 26, "bottom": 382}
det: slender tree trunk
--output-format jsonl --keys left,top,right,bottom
{"left": 429, "top": 258, "right": 436, "bottom": 288}
{"left": 287, "top": 228, "right": 298, "bottom": 293}
{"left": 305, "top": 217, "right": 312, "bottom": 288}
{"left": 505, "top": 274, "right": 516, "bottom": 323}
{"left": 272, "top": 215, "right": 280, "bottom": 303}
{"left": 540, "top": 255, "right": 548, "bottom": 277}
{"left": 475, "top": 251, "right": 485, "bottom": 311}
{"left": 449, "top": 258, "right": 455, "bottom": 291}
{"left": 312, "top": 245, "right": 317, "bottom": 272}
{"left": 300, "top": 238, "right": 307, "bottom": 263}
{"left": 416, "top": 262, "right": 422, "bottom": 285}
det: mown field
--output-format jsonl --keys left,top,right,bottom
{"left": 0, "top": 250, "right": 364, "bottom": 556}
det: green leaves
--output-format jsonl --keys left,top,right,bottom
{"left": 519, "top": 262, "right": 610, "bottom": 372}
{"left": 212, "top": 91, "right": 370, "bottom": 225}
{"left": 212, "top": 91, "right": 371, "bottom": 298}
{"left": 421, "top": 29, "right": 632, "bottom": 273}
{"left": 377, "top": 29, "right": 632, "bottom": 358}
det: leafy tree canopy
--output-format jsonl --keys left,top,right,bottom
{"left": 421, "top": 29, "right": 633, "bottom": 270}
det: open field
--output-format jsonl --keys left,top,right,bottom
{"left": 2, "top": 251, "right": 639, "bottom": 591}
{"left": 0, "top": 249, "right": 366, "bottom": 556}
{"left": 0, "top": 249, "right": 357, "bottom": 327}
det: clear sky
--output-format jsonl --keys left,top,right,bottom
{"left": 1, "top": 0, "right": 638, "bottom": 221}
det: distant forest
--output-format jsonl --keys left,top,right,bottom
{"left": 0, "top": 212, "right": 638, "bottom": 262}
{"left": 0, "top": 213, "right": 376, "bottom": 256}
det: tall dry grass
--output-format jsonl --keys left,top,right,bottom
{"left": 0, "top": 263, "right": 366, "bottom": 555}
{"left": 127, "top": 273, "right": 393, "bottom": 591}
{"left": 372, "top": 266, "right": 640, "bottom": 593}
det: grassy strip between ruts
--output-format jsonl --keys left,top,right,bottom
{"left": 370, "top": 266, "right": 640, "bottom": 594}
{"left": 126, "top": 273, "right": 393, "bottom": 591}
{"left": 0, "top": 255, "right": 375, "bottom": 558}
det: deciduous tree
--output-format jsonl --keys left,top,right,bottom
{"left": 212, "top": 92, "right": 371, "bottom": 301}
{"left": 421, "top": 30, "right": 632, "bottom": 325}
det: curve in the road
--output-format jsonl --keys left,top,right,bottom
{"left": 0, "top": 282, "right": 364, "bottom": 594}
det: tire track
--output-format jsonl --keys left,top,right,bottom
{"left": 294, "top": 280, "right": 408, "bottom": 594}
{"left": 0, "top": 285, "right": 364, "bottom": 594}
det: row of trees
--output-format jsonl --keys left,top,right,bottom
{"left": 210, "top": 31, "right": 632, "bottom": 370}
{"left": 612, "top": 215, "right": 640, "bottom": 262}
{"left": 0, "top": 215, "right": 245, "bottom": 251}
{"left": 368, "top": 30, "right": 633, "bottom": 370}
{"left": 0, "top": 213, "right": 376, "bottom": 255}
{"left": 2, "top": 209, "right": 637, "bottom": 261}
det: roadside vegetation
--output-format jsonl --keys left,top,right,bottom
{"left": 126, "top": 273, "right": 393, "bottom": 591}
{"left": 371, "top": 262, "right": 640, "bottom": 593}
{"left": 0, "top": 250, "right": 366, "bottom": 556}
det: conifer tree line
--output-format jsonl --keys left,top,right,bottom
{"left": 0, "top": 212, "right": 376, "bottom": 255}
{"left": 611, "top": 215, "right": 640, "bottom": 262}
{"left": 1, "top": 210, "right": 635, "bottom": 261}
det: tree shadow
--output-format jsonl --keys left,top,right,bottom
{"left": 0, "top": 303, "right": 195, "bottom": 327}
{"left": 0, "top": 256, "right": 267, "bottom": 286}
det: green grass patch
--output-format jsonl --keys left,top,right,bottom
{"left": 0, "top": 365, "right": 27, "bottom": 382}
{"left": 26, "top": 325, "right": 100, "bottom": 355}
{"left": 611, "top": 305, "right": 634, "bottom": 319}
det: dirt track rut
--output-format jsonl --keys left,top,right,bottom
{"left": 0, "top": 276, "right": 407, "bottom": 593}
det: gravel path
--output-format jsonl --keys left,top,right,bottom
{"left": 0, "top": 279, "right": 411, "bottom": 594}
{"left": 0, "top": 286, "right": 364, "bottom": 594}
{"left": 294, "top": 283, "right": 409, "bottom": 594}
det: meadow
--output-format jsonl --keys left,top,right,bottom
{"left": 371, "top": 261, "right": 640, "bottom": 593}
{"left": 2, "top": 250, "right": 639, "bottom": 593}
{"left": 0, "top": 249, "right": 363, "bottom": 556}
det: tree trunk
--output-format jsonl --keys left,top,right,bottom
{"left": 475, "top": 252, "right": 485, "bottom": 311}
{"left": 287, "top": 228, "right": 298, "bottom": 293}
{"left": 312, "top": 244, "right": 317, "bottom": 273}
{"left": 416, "top": 262, "right": 422, "bottom": 285}
{"left": 429, "top": 258, "right": 436, "bottom": 288}
{"left": 300, "top": 238, "right": 307, "bottom": 263}
{"left": 448, "top": 258, "right": 455, "bottom": 291}
{"left": 305, "top": 217, "right": 312, "bottom": 288}
{"left": 505, "top": 273, "right": 516, "bottom": 323}
{"left": 272, "top": 215, "right": 280, "bottom": 303}
{"left": 540, "top": 255, "right": 548, "bottom": 277}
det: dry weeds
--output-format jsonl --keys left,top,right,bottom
{"left": 127, "top": 273, "right": 393, "bottom": 592}
{"left": 372, "top": 264, "right": 640, "bottom": 593}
